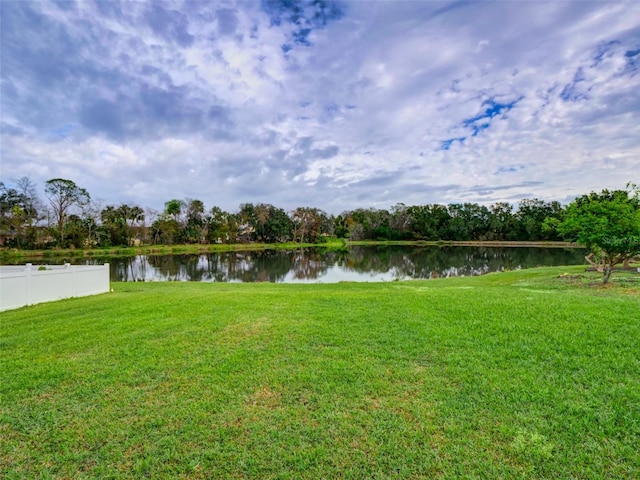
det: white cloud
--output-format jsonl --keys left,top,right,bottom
{"left": 1, "top": 0, "right": 638, "bottom": 214}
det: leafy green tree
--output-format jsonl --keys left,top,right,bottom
{"left": 550, "top": 186, "right": 640, "bottom": 283}
{"left": 45, "top": 178, "right": 90, "bottom": 247}
{"left": 333, "top": 214, "right": 349, "bottom": 239}
{"left": 182, "top": 199, "right": 207, "bottom": 243}
{"left": 100, "top": 204, "right": 144, "bottom": 246}
{"left": 239, "top": 203, "right": 292, "bottom": 243}
{"left": 150, "top": 199, "right": 187, "bottom": 245}
{"left": 487, "top": 202, "right": 515, "bottom": 241}
{"left": 151, "top": 215, "right": 181, "bottom": 245}
{"left": 446, "top": 203, "right": 490, "bottom": 241}
{"left": 185, "top": 199, "right": 205, "bottom": 222}
{"left": 100, "top": 206, "right": 126, "bottom": 246}
{"left": 164, "top": 199, "right": 185, "bottom": 223}
{"left": 208, "top": 206, "right": 239, "bottom": 244}
{"left": 262, "top": 204, "right": 292, "bottom": 243}
{"left": 406, "top": 204, "right": 450, "bottom": 240}
{"left": 1, "top": 183, "right": 29, "bottom": 247}
{"left": 0, "top": 177, "right": 43, "bottom": 248}
{"left": 80, "top": 199, "right": 103, "bottom": 247}
{"left": 64, "top": 214, "right": 97, "bottom": 248}
{"left": 514, "top": 199, "right": 563, "bottom": 241}
{"left": 120, "top": 205, "right": 145, "bottom": 245}
{"left": 290, "top": 207, "right": 331, "bottom": 243}
{"left": 389, "top": 203, "right": 413, "bottom": 240}
{"left": 344, "top": 208, "right": 391, "bottom": 240}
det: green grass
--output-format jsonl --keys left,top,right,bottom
{"left": 1, "top": 267, "right": 639, "bottom": 478}
{"left": 348, "top": 240, "right": 582, "bottom": 248}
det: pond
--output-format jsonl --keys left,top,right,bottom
{"left": 23, "top": 245, "right": 588, "bottom": 283}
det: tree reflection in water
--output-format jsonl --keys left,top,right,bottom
{"left": 55, "top": 246, "right": 587, "bottom": 282}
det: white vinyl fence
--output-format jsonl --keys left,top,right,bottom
{"left": 0, "top": 263, "right": 110, "bottom": 312}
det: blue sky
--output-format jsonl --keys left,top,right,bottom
{"left": 1, "top": 0, "right": 639, "bottom": 214}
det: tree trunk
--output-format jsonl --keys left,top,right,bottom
{"left": 58, "top": 215, "right": 65, "bottom": 246}
{"left": 603, "top": 264, "right": 613, "bottom": 284}
{"left": 585, "top": 252, "right": 604, "bottom": 272}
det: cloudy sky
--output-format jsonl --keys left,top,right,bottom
{"left": 1, "top": 0, "right": 639, "bottom": 214}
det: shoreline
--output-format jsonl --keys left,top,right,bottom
{"left": 0, "top": 240, "right": 584, "bottom": 262}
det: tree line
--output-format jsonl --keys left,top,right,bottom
{"left": 1, "top": 178, "right": 637, "bottom": 265}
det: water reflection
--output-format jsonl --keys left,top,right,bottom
{"left": 88, "top": 246, "right": 586, "bottom": 282}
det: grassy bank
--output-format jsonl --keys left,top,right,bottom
{"left": 348, "top": 240, "right": 583, "bottom": 248}
{"left": 1, "top": 267, "right": 638, "bottom": 478}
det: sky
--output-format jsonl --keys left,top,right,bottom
{"left": 1, "top": 0, "right": 639, "bottom": 215}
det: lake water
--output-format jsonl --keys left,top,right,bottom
{"left": 27, "top": 245, "right": 587, "bottom": 283}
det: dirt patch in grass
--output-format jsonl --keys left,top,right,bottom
{"left": 245, "top": 387, "right": 282, "bottom": 409}
{"left": 556, "top": 271, "right": 640, "bottom": 294}
{"left": 218, "top": 317, "right": 272, "bottom": 345}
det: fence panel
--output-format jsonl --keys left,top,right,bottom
{"left": 0, "top": 264, "right": 110, "bottom": 312}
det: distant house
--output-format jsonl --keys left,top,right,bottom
{"left": 237, "top": 225, "right": 255, "bottom": 244}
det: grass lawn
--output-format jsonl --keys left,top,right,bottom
{"left": 1, "top": 266, "right": 639, "bottom": 478}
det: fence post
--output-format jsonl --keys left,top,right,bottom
{"left": 25, "top": 263, "right": 32, "bottom": 306}
{"left": 69, "top": 263, "right": 76, "bottom": 297}
{"left": 105, "top": 263, "right": 110, "bottom": 292}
